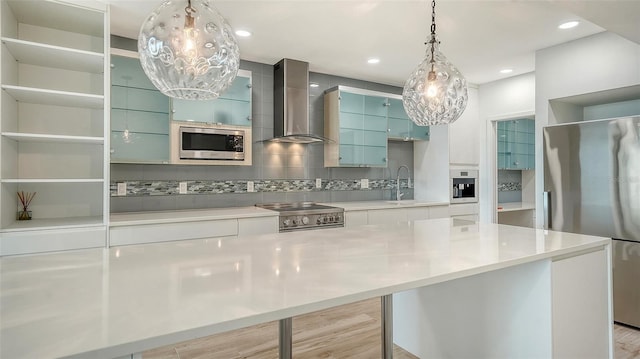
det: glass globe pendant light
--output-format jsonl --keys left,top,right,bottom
{"left": 138, "top": 0, "right": 240, "bottom": 100}
{"left": 402, "top": 0, "right": 468, "bottom": 126}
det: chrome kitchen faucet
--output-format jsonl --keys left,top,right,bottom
{"left": 396, "top": 165, "right": 411, "bottom": 201}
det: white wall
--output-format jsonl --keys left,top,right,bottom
{"left": 414, "top": 125, "right": 449, "bottom": 202}
{"left": 449, "top": 85, "right": 480, "bottom": 166}
{"left": 534, "top": 32, "right": 640, "bottom": 227}
{"left": 478, "top": 73, "right": 536, "bottom": 223}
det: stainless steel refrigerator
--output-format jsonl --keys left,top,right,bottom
{"left": 543, "top": 116, "right": 640, "bottom": 329}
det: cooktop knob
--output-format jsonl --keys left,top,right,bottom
{"left": 283, "top": 219, "right": 291, "bottom": 227}
{"left": 301, "top": 216, "right": 309, "bottom": 225}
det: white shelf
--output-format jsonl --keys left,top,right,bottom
{"left": 0, "top": 216, "right": 104, "bottom": 232}
{"left": 1, "top": 179, "right": 104, "bottom": 183}
{"left": 1, "top": 85, "right": 104, "bottom": 109}
{"left": 2, "top": 132, "right": 104, "bottom": 144}
{"left": 2, "top": 132, "right": 103, "bottom": 144}
{"left": 6, "top": 0, "right": 105, "bottom": 38}
{"left": 2, "top": 38, "right": 104, "bottom": 74}
{"left": 497, "top": 202, "right": 536, "bottom": 213}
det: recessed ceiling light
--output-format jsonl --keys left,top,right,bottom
{"left": 500, "top": 68, "right": 513, "bottom": 74}
{"left": 558, "top": 21, "right": 579, "bottom": 30}
{"left": 367, "top": 58, "right": 380, "bottom": 64}
{"left": 309, "top": 83, "right": 319, "bottom": 88}
{"left": 235, "top": 30, "right": 252, "bottom": 37}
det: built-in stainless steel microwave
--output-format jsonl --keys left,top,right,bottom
{"left": 451, "top": 169, "right": 478, "bottom": 203}
{"left": 179, "top": 126, "right": 245, "bottom": 161}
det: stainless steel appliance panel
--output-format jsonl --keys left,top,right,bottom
{"left": 179, "top": 126, "right": 245, "bottom": 160}
{"left": 450, "top": 169, "right": 478, "bottom": 203}
{"left": 544, "top": 116, "right": 640, "bottom": 329}
{"left": 613, "top": 239, "right": 640, "bottom": 328}
{"left": 256, "top": 202, "right": 344, "bottom": 232}
{"left": 543, "top": 117, "right": 640, "bottom": 241}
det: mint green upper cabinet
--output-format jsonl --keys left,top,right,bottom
{"left": 409, "top": 121, "right": 430, "bottom": 141}
{"left": 387, "top": 98, "right": 429, "bottom": 141}
{"left": 111, "top": 55, "right": 156, "bottom": 90}
{"left": 324, "top": 87, "right": 388, "bottom": 167}
{"left": 497, "top": 119, "right": 534, "bottom": 170}
{"left": 110, "top": 55, "right": 170, "bottom": 163}
{"left": 172, "top": 70, "right": 252, "bottom": 127}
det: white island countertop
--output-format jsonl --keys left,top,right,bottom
{"left": 0, "top": 219, "right": 609, "bottom": 358}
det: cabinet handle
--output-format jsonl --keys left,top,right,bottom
{"left": 383, "top": 158, "right": 387, "bottom": 162}
{"left": 246, "top": 84, "right": 252, "bottom": 88}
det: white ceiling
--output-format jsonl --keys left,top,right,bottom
{"left": 106, "top": 0, "right": 640, "bottom": 87}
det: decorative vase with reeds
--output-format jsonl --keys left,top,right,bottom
{"left": 17, "top": 191, "right": 36, "bottom": 220}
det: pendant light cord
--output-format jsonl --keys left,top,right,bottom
{"left": 428, "top": 0, "right": 437, "bottom": 79}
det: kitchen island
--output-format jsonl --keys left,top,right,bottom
{"left": 0, "top": 219, "right": 612, "bottom": 358}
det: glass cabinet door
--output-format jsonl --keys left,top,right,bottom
{"left": 497, "top": 119, "right": 535, "bottom": 170}
{"left": 336, "top": 90, "right": 388, "bottom": 167}
{"left": 172, "top": 73, "right": 252, "bottom": 127}
{"left": 387, "top": 98, "right": 410, "bottom": 139}
{"left": 111, "top": 55, "right": 170, "bottom": 163}
{"left": 410, "top": 122, "right": 430, "bottom": 141}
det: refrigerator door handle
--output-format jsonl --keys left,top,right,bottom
{"left": 543, "top": 191, "right": 552, "bottom": 230}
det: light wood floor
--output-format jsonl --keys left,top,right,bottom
{"left": 144, "top": 298, "right": 417, "bottom": 359}
{"left": 144, "top": 299, "right": 640, "bottom": 359}
{"left": 614, "top": 324, "right": 640, "bottom": 359}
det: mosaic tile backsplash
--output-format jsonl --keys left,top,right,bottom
{"left": 110, "top": 179, "right": 411, "bottom": 196}
{"left": 498, "top": 170, "right": 522, "bottom": 203}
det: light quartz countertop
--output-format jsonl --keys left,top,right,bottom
{"left": 109, "top": 206, "right": 277, "bottom": 226}
{"left": 497, "top": 202, "right": 536, "bottom": 212}
{"left": 109, "top": 201, "right": 450, "bottom": 226}
{"left": 0, "top": 218, "right": 609, "bottom": 359}
{"left": 325, "top": 200, "right": 450, "bottom": 211}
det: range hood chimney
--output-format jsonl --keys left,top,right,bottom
{"left": 272, "top": 59, "right": 325, "bottom": 143}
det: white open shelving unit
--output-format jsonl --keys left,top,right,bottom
{"left": 0, "top": 0, "right": 109, "bottom": 255}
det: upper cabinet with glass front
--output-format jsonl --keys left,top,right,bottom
{"left": 387, "top": 97, "right": 430, "bottom": 141}
{"left": 172, "top": 69, "right": 252, "bottom": 126}
{"left": 497, "top": 119, "right": 535, "bottom": 170}
{"left": 110, "top": 53, "right": 170, "bottom": 164}
{"left": 324, "top": 86, "right": 429, "bottom": 168}
{"left": 324, "top": 87, "right": 388, "bottom": 167}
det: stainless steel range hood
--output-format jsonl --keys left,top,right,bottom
{"left": 271, "top": 59, "right": 326, "bottom": 143}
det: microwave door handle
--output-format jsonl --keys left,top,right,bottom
{"left": 543, "top": 191, "right": 552, "bottom": 230}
